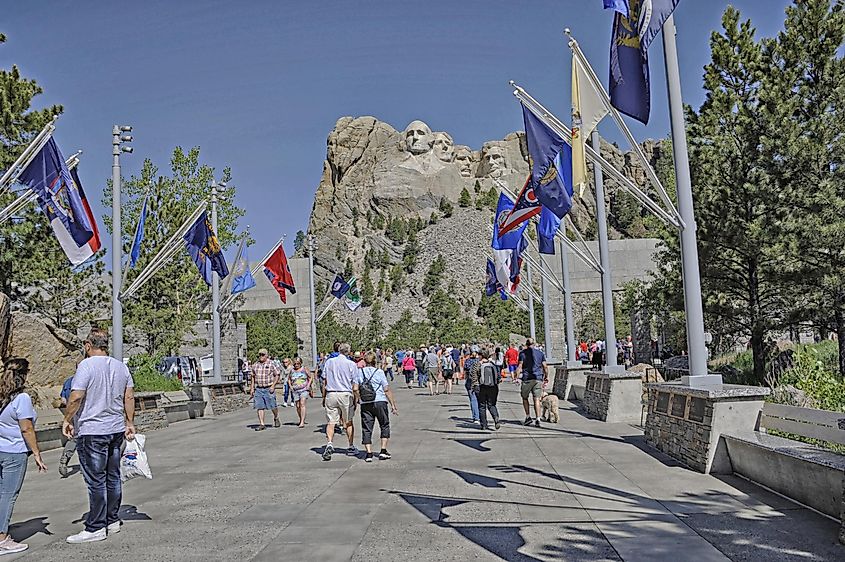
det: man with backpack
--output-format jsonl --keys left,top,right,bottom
{"left": 516, "top": 338, "right": 548, "bottom": 427}
{"left": 470, "top": 349, "right": 501, "bottom": 431}
{"left": 440, "top": 350, "right": 456, "bottom": 395}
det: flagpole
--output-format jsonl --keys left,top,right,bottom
{"left": 662, "top": 14, "right": 712, "bottom": 383}
{"left": 0, "top": 118, "right": 56, "bottom": 192}
{"left": 591, "top": 131, "right": 621, "bottom": 371}
{"left": 540, "top": 255, "right": 553, "bottom": 361}
{"left": 307, "top": 234, "right": 318, "bottom": 369}
{"left": 218, "top": 233, "right": 285, "bottom": 313}
{"left": 211, "top": 181, "right": 223, "bottom": 383}
{"left": 0, "top": 150, "right": 82, "bottom": 223}
{"left": 559, "top": 237, "right": 578, "bottom": 363}
{"left": 526, "top": 259, "right": 536, "bottom": 340}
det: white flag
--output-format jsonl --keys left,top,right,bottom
{"left": 572, "top": 54, "right": 609, "bottom": 197}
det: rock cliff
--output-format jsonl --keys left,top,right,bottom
{"left": 306, "top": 116, "right": 664, "bottom": 327}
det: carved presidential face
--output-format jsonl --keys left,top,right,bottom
{"left": 481, "top": 146, "right": 506, "bottom": 178}
{"left": 404, "top": 120, "right": 434, "bottom": 154}
{"left": 432, "top": 132, "right": 454, "bottom": 162}
{"left": 454, "top": 147, "right": 474, "bottom": 177}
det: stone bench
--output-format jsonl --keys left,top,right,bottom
{"left": 720, "top": 402, "right": 845, "bottom": 543}
{"left": 552, "top": 362, "right": 592, "bottom": 401}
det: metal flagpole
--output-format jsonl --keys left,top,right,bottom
{"left": 662, "top": 14, "right": 711, "bottom": 382}
{"left": 540, "top": 256, "right": 553, "bottom": 361}
{"left": 592, "top": 131, "right": 621, "bottom": 372}
{"left": 218, "top": 234, "right": 286, "bottom": 312}
{"left": 526, "top": 259, "right": 536, "bottom": 340}
{"left": 307, "top": 234, "right": 318, "bottom": 369}
{"left": 211, "top": 182, "right": 223, "bottom": 382}
{"left": 0, "top": 118, "right": 56, "bottom": 193}
{"left": 112, "top": 125, "right": 133, "bottom": 361}
{"left": 0, "top": 150, "right": 82, "bottom": 223}
{"left": 559, "top": 237, "right": 578, "bottom": 363}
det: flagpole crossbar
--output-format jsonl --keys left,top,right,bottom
{"left": 510, "top": 84, "right": 682, "bottom": 230}
{"left": 494, "top": 182, "right": 603, "bottom": 274}
{"left": 120, "top": 200, "right": 209, "bottom": 301}
{"left": 0, "top": 150, "right": 83, "bottom": 224}
{"left": 567, "top": 34, "right": 682, "bottom": 224}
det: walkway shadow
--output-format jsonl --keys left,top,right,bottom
{"left": 443, "top": 467, "right": 505, "bottom": 488}
{"left": 73, "top": 504, "right": 151, "bottom": 525}
{"left": 9, "top": 517, "right": 52, "bottom": 541}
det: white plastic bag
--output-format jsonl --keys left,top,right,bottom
{"left": 121, "top": 433, "right": 153, "bottom": 482}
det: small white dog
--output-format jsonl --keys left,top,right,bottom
{"left": 541, "top": 392, "right": 560, "bottom": 424}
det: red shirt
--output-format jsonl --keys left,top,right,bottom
{"left": 505, "top": 348, "right": 519, "bottom": 366}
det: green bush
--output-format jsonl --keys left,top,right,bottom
{"left": 781, "top": 346, "right": 845, "bottom": 412}
{"left": 129, "top": 354, "right": 183, "bottom": 392}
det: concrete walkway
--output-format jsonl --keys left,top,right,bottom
{"left": 5, "top": 383, "right": 842, "bottom": 561}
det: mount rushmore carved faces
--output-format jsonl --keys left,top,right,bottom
{"left": 480, "top": 145, "right": 507, "bottom": 178}
{"left": 433, "top": 132, "right": 454, "bottom": 163}
{"left": 454, "top": 146, "right": 475, "bottom": 177}
{"left": 404, "top": 120, "right": 435, "bottom": 154}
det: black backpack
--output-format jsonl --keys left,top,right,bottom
{"left": 358, "top": 368, "right": 377, "bottom": 402}
{"left": 479, "top": 363, "right": 498, "bottom": 387}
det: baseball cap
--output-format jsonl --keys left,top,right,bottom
{"left": 258, "top": 348, "right": 269, "bottom": 356}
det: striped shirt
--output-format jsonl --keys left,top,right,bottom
{"left": 251, "top": 360, "right": 280, "bottom": 387}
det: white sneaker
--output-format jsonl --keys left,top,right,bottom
{"left": 66, "top": 529, "right": 107, "bottom": 544}
{"left": 107, "top": 521, "right": 121, "bottom": 534}
{"left": 0, "top": 537, "right": 28, "bottom": 554}
{"left": 281, "top": 403, "right": 287, "bottom": 408}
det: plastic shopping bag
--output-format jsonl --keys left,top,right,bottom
{"left": 121, "top": 433, "right": 153, "bottom": 482}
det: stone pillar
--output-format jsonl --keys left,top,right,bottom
{"left": 552, "top": 363, "right": 592, "bottom": 402}
{"left": 294, "top": 306, "right": 314, "bottom": 368}
{"left": 583, "top": 371, "right": 643, "bottom": 424}
{"left": 541, "top": 253, "right": 566, "bottom": 363}
{"left": 644, "top": 382, "right": 770, "bottom": 473}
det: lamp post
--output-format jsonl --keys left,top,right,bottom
{"left": 112, "top": 125, "right": 133, "bottom": 361}
{"left": 307, "top": 234, "right": 318, "bottom": 369}
{"left": 210, "top": 181, "right": 224, "bottom": 382}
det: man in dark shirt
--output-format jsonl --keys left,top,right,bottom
{"left": 516, "top": 339, "right": 548, "bottom": 427}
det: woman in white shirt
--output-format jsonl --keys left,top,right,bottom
{"left": 0, "top": 358, "right": 47, "bottom": 555}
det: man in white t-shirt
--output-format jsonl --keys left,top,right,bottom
{"left": 321, "top": 342, "right": 357, "bottom": 461}
{"left": 62, "top": 328, "right": 135, "bottom": 544}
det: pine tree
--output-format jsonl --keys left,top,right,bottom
{"left": 458, "top": 187, "right": 472, "bottom": 208}
{"left": 366, "top": 301, "right": 384, "bottom": 344}
{"left": 361, "top": 263, "right": 375, "bottom": 307}
{"left": 293, "top": 230, "right": 306, "bottom": 254}
{"left": 343, "top": 257, "right": 353, "bottom": 280}
{"left": 439, "top": 196, "right": 454, "bottom": 218}
{"left": 402, "top": 231, "right": 420, "bottom": 272}
{"left": 422, "top": 254, "right": 446, "bottom": 296}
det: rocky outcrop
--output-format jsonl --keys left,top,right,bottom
{"left": 7, "top": 312, "right": 80, "bottom": 387}
{"left": 307, "top": 116, "right": 663, "bottom": 326}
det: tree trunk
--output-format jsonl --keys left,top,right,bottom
{"left": 834, "top": 298, "right": 845, "bottom": 378}
{"left": 748, "top": 259, "right": 765, "bottom": 383}
{"left": 750, "top": 328, "right": 766, "bottom": 385}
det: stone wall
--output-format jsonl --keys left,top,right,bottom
{"left": 207, "top": 383, "right": 251, "bottom": 415}
{"left": 644, "top": 388, "right": 713, "bottom": 472}
{"left": 583, "top": 374, "right": 611, "bottom": 419}
{"left": 134, "top": 392, "right": 169, "bottom": 432}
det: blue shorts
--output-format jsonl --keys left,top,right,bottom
{"left": 508, "top": 364, "right": 517, "bottom": 373}
{"left": 253, "top": 387, "right": 277, "bottom": 410}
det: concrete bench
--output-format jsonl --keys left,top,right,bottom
{"left": 720, "top": 402, "right": 845, "bottom": 543}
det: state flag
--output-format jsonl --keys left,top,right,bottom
{"left": 263, "top": 242, "right": 296, "bottom": 303}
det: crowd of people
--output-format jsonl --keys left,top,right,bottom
{"left": 577, "top": 336, "right": 636, "bottom": 369}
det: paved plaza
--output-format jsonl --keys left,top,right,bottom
{"left": 5, "top": 384, "right": 842, "bottom": 561}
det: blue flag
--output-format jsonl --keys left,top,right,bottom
{"left": 537, "top": 207, "right": 561, "bottom": 255}
{"left": 522, "top": 106, "right": 574, "bottom": 219}
{"left": 485, "top": 259, "right": 507, "bottom": 300}
{"left": 492, "top": 193, "right": 527, "bottom": 251}
{"left": 129, "top": 195, "right": 148, "bottom": 268}
{"left": 603, "top": 0, "right": 629, "bottom": 17}
{"left": 640, "top": 1, "right": 682, "bottom": 52}
{"left": 230, "top": 238, "right": 256, "bottom": 294}
{"left": 330, "top": 274, "right": 351, "bottom": 298}
{"left": 184, "top": 211, "right": 229, "bottom": 286}
{"left": 18, "top": 138, "right": 95, "bottom": 249}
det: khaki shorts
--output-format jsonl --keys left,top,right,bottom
{"left": 324, "top": 391, "right": 354, "bottom": 425}
{"left": 521, "top": 379, "right": 544, "bottom": 400}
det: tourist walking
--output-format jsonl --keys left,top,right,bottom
{"left": 250, "top": 349, "right": 281, "bottom": 430}
{"left": 321, "top": 343, "right": 357, "bottom": 461}
{"left": 462, "top": 346, "right": 480, "bottom": 425}
{"left": 289, "top": 358, "right": 313, "bottom": 428}
{"left": 415, "top": 346, "right": 426, "bottom": 387}
{"left": 0, "top": 358, "right": 47, "bottom": 555}
{"left": 424, "top": 347, "right": 439, "bottom": 396}
{"left": 505, "top": 344, "right": 519, "bottom": 383}
{"left": 516, "top": 338, "right": 548, "bottom": 427}
{"left": 58, "top": 374, "right": 78, "bottom": 477}
{"left": 353, "top": 351, "right": 398, "bottom": 462}
{"left": 401, "top": 351, "right": 416, "bottom": 389}
{"left": 62, "top": 327, "right": 135, "bottom": 544}
{"left": 382, "top": 348, "right": 395, "bottom": 382}
{"left": 281, "top": 357, "right": 294, "bottom": 408}
{"left": 470, "top": 349, "right": 501, "bottom": 431}
{"left": 440, "top": 351, "right": 455, "bottom": 395}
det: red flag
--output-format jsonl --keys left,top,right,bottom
{"left": 263, "top": 243, "right": 296, "bottom": 303}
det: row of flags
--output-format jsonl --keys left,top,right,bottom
{"left": 329, "top": 273, "right": 361, "bottom": 311}
{"left": 486, "top": 0, "right": 683, "bottom": 298}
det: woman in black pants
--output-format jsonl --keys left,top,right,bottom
{"left": 353, "top": 351, "right": 399, "bottom": 462}
{"left": 472, "top": 349, "right": 501, "bottom": 431}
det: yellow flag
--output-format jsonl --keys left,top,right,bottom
{"left": 571, "top": 55, "right": 609, "bottom": 197}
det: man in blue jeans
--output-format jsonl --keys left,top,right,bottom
{"left": 462, "top": 346, "right": 480, "bottom": 425}
{"left": 62, "top": 328, "right": 135, "bottom": 544}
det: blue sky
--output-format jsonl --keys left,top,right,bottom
{"left": 3, "top": 0, "right": 791, "bottom": 258}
